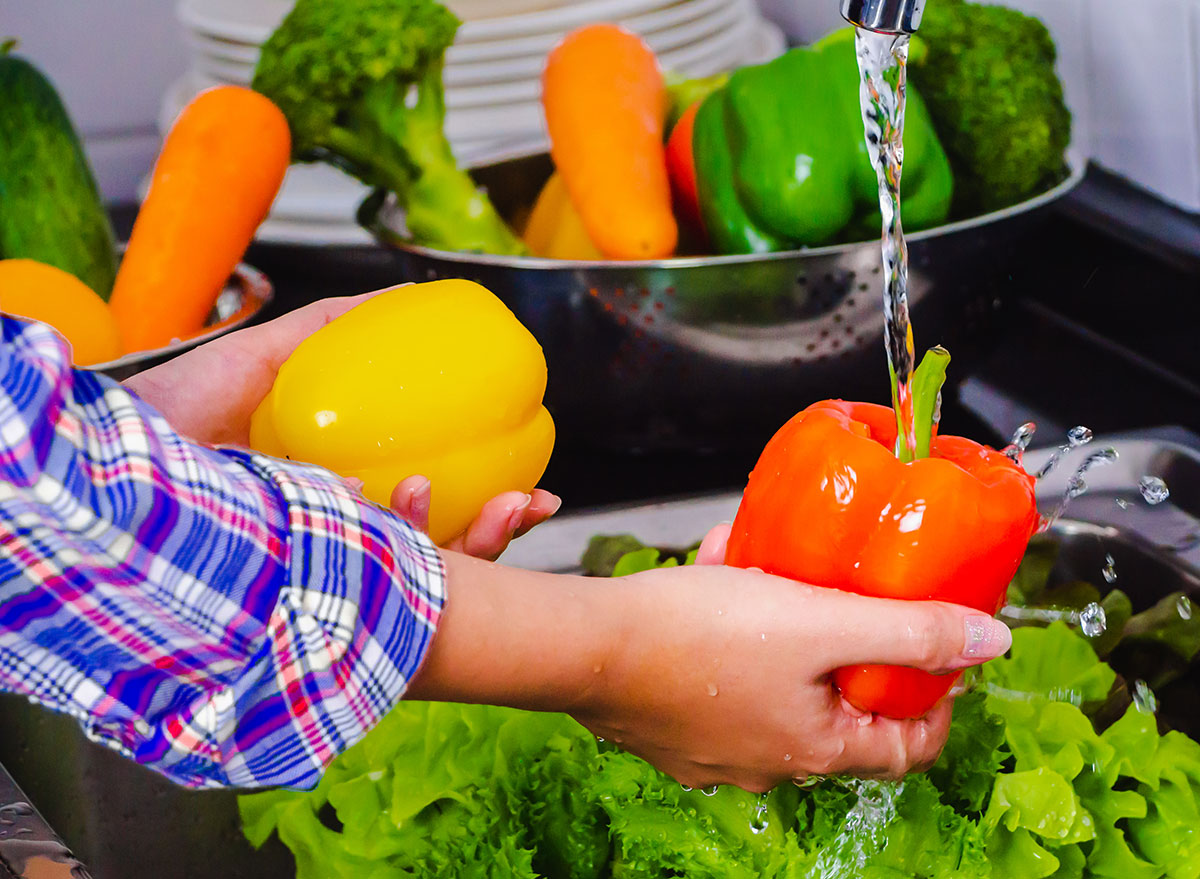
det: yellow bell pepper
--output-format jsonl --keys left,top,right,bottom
{"left": 249, "top": 280, "right": 556, "bottom": 544}
{"left": 522, "top": 172, "right": 604, "bottom": 260}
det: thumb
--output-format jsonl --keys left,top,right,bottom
{"left": 825, "top": 593, "right": 1012, "bottom": 674}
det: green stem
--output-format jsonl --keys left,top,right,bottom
{"left": 892, "top": 346, "right": 951, "bottom": 461}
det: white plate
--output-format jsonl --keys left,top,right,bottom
{"left": 254, "top": 216, "right": 376, "bottom": 246}
{"left": 442, "top": 1, "right": 749, "bottom": 106}
{"left": 444, "top": 0, "right": 731, "bottom": 84}
{"left": 177, "top": 0, "right": 290, "bottom": 44}
{"left": 449, "top": 0, "right": 674, "bottom": 42}
{"left": 179, "top": 0, "right": 674, "bottom": 44}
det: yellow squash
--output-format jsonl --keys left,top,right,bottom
{"left": 250, "top": 280, "right": 556, "bottom": 543}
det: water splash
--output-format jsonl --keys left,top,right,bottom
{"left": 1067, "top": 426, "right": 1093, "bottom": 447}
{"left": 999, "top": 602, "right": 1106, "bottom": 638}
{"left": 855, "top": 28, "right": 916, "bottom": 458}
{"left": 1004, "top": 422, "right": 1038, "bottom": 464}
{"left": 1139, "top": 476, "right": 1170, "bottom": 505}
{"left": 700, "top": 786, "right": 720, "bottom": 797}
{"left": 1178, "top": 595, "right": 1194, "bottom": 620}
{"left": 1034, "top": 425, "right": 1094, "bottom": 480}
{"left": 1079, "top": 602, "right": 1107, "bottom": 638}
{"left": 1102, "top": 554, "right": 1117, "bottom": 584}
{"left": 812, "top": 779, "right": 903, "bottom": 877}
{"left": 1040, "top": 448, "right": 1120, "bottom": 532}
{"left": 1132, "top": 679, "right": 1158, "bottom": 715}
{"left": 749, "top": 793, "right": 770, "bottom": 835}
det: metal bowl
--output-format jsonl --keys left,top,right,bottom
{"left": 90, "top": 262, "right": 274, "bottom": 382}
{"left": 369, "top": 152, "right": 1087, "bottom": 450}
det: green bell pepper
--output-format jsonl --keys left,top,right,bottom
{"left": 693, "top": 29, "right": 954, "bottom": 254}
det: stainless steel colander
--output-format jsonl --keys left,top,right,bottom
{"left": 368, "top": 152, "right": 1086, "bottom": 449}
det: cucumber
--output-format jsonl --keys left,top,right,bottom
{"left": 0, "top": 43, "right": 117, "bottom": 299}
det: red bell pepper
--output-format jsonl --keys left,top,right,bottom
{"left": 665, "top": 100, "right": 707, "bottom": 249}
{"left": 726, "top": 398, "right": 1038, "bottom": 719}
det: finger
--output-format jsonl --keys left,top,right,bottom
{"left": 832, "top": 699, "right": 954, "bottom": 779}
{"left": 389, "top": 475, "right": 432, "bottom": 534}
{"left": 512, "top": 489, "right": 562, "bottom": 538}
{"left": 817, "top": 592, "right": 1012, "bottom": 673}
{"left": 458, "top": 492, "right": 532, "bottom": 561}
{"left": 694, "top": 523, "right": 732, "bottom": 566}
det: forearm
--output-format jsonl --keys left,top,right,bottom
{"left": 406, "top": 551, "right": 619, "bottom": 714}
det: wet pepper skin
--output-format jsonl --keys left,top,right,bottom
{"left": 250, "top": 280, "right": 556, "bottom": 544}
{"left": 726, "top": 400, "right": 1038, "bottom": 719}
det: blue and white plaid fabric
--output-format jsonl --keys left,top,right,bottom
{"left": 0, "top": 316, "right": 445, "bottom": 789}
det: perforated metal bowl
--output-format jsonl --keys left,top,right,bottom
{"left": 91, "top": 261, "right": 273, "bottom": 382}
{"left": 369, "top": 152, "right": 1087, "bottom": 449}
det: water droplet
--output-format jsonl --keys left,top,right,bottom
{"left": 595, "top": 736, "right": 604, "bottom": 743}
{"left": 1115, "top": 498, "right": 1132, "bottom": 511}
{"left": 1178, "top": 596, "right": 1193, "bottom": 620}
{"left": 784, "top": 753, "right": 793, "bottom": 762}
{"left": 1139, "top": 476, "right": 1169, "bottom": 505}
{"left": 1003, "top": 422, "right": 1037, "bottom": 462}
{"left": 761, "top": 633, "right": 767, "bottom": 641}
{"left": 706, "top": 682, "right": 719, "bottom": 697}
{"left": 1067, "top": 426, "right": 1093, "bottom": 447}
{"left": 1132, "top": 679, "right": 1158, "bottom": 714}
{"left": 680, "top": 785, "right": 692, "bottom": 792}
{"left": 1067, "top": 475, "right": 1088, "bottom": 499}
{"left": 1079, "top": 602, "right": 1107, "bottom": 638}
{"left": 700, "top": 786, "right": 719, "bottom": 797}
{"left": 750, "top": 795, "right": 770, "bottom": 834}
{"left": 1102, "top": 554, "right": 1117, "bottom": 584}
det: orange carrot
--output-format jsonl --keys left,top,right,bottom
{"left": 541, "top": 24, "right": 677, "bottom": 260}
{"left": 109, "top": 85, "right": 290, "bottom": 352}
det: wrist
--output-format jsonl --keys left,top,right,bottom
{"left": 405, "top": 549, "right": 619, "bottom": 715}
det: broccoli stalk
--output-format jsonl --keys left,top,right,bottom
{"left": 252, "top": 0, "right": 526, "bottom": 255}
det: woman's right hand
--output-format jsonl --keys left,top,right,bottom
{"left": 407, "top": 543, "right": 1012, "bottom": 793}
{"left": 573, "top": 560, "right": 1009, "bottom": 792}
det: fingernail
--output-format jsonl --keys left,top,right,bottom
{"left": 963, "top": 615, "right": 1012, "bottom": 660}
{"left": 546, "top": 493, "right": 563, "bottom": 516}
{"left": 410, "top": 477, "right": 432, "bottom": 519}
{"left": 507, "top": 495, "right": 532, "bottom": 533}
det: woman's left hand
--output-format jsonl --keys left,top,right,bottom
{"left": 124, "top": 292, "right": 381, "bottom": 447}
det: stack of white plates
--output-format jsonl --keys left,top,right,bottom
{"left": 167, "top": 0, "right": 787, "bottom": 245}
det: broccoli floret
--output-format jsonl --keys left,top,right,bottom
{"left": 909, "top": 0, "right": 1071, "bottom": 216}
{"left": 252, "top": 0, "right": 525, "bottom": 254}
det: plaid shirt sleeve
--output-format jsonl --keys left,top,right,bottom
{"left": 0, "top": 317, "right": 446, "bottom": 790}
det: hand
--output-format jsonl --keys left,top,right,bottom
{"left": 123, "top": 292, "right": 383, "bottom": 446}
{"left": 389, "top": 475, "right": 561, "bottom": 560}
{"left": 407, "top": 542, "right": 1013, "bottom": 792}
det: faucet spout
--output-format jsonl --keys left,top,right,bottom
{"left": 840, "top": 0, "right": 925, "bottom": 34}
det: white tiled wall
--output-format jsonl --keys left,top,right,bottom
{"left": 6, "top": 0, "right": 189, "bottom": 202}
{"left": 1085, "top": 0, "right": 1200, "bottom": 213}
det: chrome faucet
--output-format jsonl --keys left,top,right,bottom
{"left": 841, "top": 0, "right": 924, "bottom": 34}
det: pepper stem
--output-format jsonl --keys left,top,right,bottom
{"left": 891, "top": 346, "right": 951, "bottom": 461}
